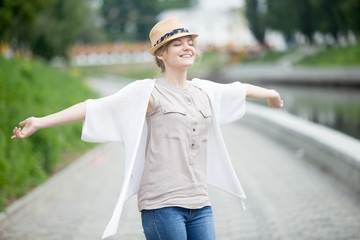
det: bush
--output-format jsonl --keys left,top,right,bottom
{"left": 0, "top": 57, "right": 98, "bottom": 211}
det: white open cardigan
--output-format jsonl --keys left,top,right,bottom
{"left": 81, "top": 78, "right": 247, "bottom": 239}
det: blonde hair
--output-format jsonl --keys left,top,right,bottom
{"left": 154, "top": 37, "right": 199, "bottom": 73}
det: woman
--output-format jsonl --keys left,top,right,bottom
{"left": 12, "top": 17, "right": 283, "bottom": 239}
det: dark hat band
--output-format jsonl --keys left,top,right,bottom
{"left": 153, "top": 28, "right": 189, "bottom": 47}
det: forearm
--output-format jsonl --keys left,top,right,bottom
{"left": 243, "top": 83, "right": 278, "bottom": 99}
{"left": 37, "top": 102, "right": 86, "bottom": 129}
{"left": 243, "top": 83, "right": 284, "bottom": 108}
{"left": 12, "top": 102, "right": 86, "bottom": 140}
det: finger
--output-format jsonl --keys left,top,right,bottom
{"left": 15, "top": 128, "right": 22, "bottom": 138}
{"left": 17, "top": 128, "right": 25, "bottom": 138}
{"left": 11, "top": 129, "right": 19, "bottom": 139}
{"left": 19, "top": 120, "right": 26, "bottom": 126}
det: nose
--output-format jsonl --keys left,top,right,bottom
{"left": 183, "top": 43, "right": 191, "bottom": 51}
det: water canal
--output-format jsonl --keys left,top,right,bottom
{"left": 251, "top": 84, "right": 360, "bottom": 141}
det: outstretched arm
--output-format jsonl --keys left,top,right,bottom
{"left": 11, "top": 102, "right": 86, "bottom": 139}
{"left": 243, "top": 83, "right": 284, "bottom": 108}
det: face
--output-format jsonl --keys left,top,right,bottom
{"left": 157, "top": 36, "right": 196, "bottom": 71}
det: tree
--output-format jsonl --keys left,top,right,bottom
{"left": 0, "top": 0, "right": 48, "bottom": 51}
{"left": 29, "top": 0, "right": 104, "bottom": 60}
{"left": 245, "top": 0, "right": 266, "bottom": 45}
{"left": 250, "top": 0, "right": 360, "bottom": 45}
{"left": 265, "top": 0, "right": 308, "bottom": 41}
{"left": 340, "top": 0, "right": 360, "bottom": 35}
{"left": 310, "top": 0, "right": 343, "bottom": 38}
{"left": 1, "top": 0, "right": 104, "bottom": 60}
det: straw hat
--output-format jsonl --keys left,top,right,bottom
{"left": 149, "top": 17, "right": 199, "bottom": 56}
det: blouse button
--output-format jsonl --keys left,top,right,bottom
{"left": 193, "top": 128, "right": 196, "bottom": 132}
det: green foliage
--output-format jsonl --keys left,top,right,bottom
{"left": 298, "top": 43, "right": 360, "bottom": 66}
{"left": 309, "top": 0, "right": 360, "bottom": 36}
{"left": 101, "top": 0, "right": 193, "bottom": 42}
{"left": 248, "top": 0, "right": 360, "bottom": 43}
{"left": 29, "top": 0, "right": 104, "bottom": 60}
{"left": 243, "top": 49, "right": 292, "bottom": 63}
{"left": 245, "top": 0, "right": 266, "bottom": 44}
{"left": 0, "top": 0, "right": 47, "bottom": 50}
{"left": 0, "top": 57, "right": 98, "bottom": 211}
{"left": 0, "top": 0, "right": 104, "bottom": 60}
{"left": 266, "top": 0, "right": 314, "bottom": 40}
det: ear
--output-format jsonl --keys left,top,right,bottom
{"left": 156, "top": 53, "right": 164, "bottom": 61}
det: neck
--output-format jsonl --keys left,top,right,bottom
{"left": 163, "top": 67, "right": 189, "bottom": 89}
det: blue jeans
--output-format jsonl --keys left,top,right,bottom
{"left": 141, "top": 206, "right": 216, "bottom": 240}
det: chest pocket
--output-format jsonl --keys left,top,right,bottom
{"left": 200, "top": 108, "right": 212, "bottom": 118}
{"left": 161, "top": 105, "right": 187, "bottom": 140}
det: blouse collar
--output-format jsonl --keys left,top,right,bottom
{"left": 156, "top": 78, "right": 193, "bottom": 94}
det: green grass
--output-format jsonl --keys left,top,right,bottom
{"left": 298, "top": 43, "right": 360, "bottom": 66}
{"left": 0, "top": 57, "right": 98, "bottom": 211}
{"left": 242, "top": 48, "right": 295, "bottom": 64}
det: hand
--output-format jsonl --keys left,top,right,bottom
{"left": 11, "top": 117, "right": 39, "bottom": 139}
{"left": 267, "top": 91, "right": 284, "bottom": 108}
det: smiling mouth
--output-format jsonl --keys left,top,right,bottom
{"left": 180, "top": 54, "right": 192, "bottom": 58}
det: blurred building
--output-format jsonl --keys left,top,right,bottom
{"left": 158, "top": 0, "right": 258, "bottom": 53}
{"left": 69, "top": 42, "right": 153, "bottom": 66}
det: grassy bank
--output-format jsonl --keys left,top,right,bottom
{"left": 241, "top": 42, "right": 360, "bottom": 66}
{"left": 298, "top": 43, "right": 360, "bottom": 66}
{"left": 0, "top": 57, "right": 98, "bottom": 211}
{"left": 242, "top": 49, "right": 293, "bottom": 64}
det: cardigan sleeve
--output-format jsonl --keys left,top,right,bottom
{"left": 218, "top": 81, "right": 246, "bottom": 125}
{"left": 81, "top": 91, "right": 125, "bottom": 143}
{"left": 81, "top": 79, "right": 154, "bottom": 143}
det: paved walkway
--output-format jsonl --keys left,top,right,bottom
{"left": 1, "top": 78, "right": 360, "bottom": 240}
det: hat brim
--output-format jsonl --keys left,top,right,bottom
{"left": 149, "top": 32, "right": 199, "bottom": 56}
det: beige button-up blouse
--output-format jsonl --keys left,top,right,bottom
{"left": 137, "top": 78, "right": 212, "bottom": 211}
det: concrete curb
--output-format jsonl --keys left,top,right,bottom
{"left": 220, "top": 64, "right": 360, "bottom": 86}
{"left": 242, "top": 102, "right": 360, "bottom": 193}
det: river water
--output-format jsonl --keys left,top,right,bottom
{"left": 251, "top": 84, "right": 360, "bottom": 141}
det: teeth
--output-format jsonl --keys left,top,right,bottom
{"left": 181, "top": 54, "right": 191, "bottom": 58}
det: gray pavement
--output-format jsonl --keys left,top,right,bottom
{"left": 1, "top": 77, "right": 360, "bottom": 240}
